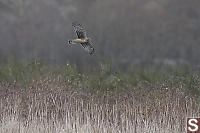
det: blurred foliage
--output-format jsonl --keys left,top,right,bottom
{"left": 0, "top": 59, "right": 200, "bottom": 97}
{"left": 0, "top": 0, "right": 200, "bottom": 66}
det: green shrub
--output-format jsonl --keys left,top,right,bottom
{"left": 0, "top": 58, "right": 199, "bottom": 96}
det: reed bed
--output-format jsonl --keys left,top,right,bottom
{"left": 0, "top": 60, "right": 200, "bottom": 132}
{"left": 0, "top": 74, "right": 199, "bottom": 133}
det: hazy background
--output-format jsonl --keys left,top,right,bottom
{"left": 0, "top": 0, "right": 200, "bottom": 66}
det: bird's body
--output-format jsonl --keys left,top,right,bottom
{"left": 68, "top": 22, "right": 94, "bottom": 55}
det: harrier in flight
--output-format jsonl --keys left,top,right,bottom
{"left": 68, "top": 22, "right": 94, "bottom": 55}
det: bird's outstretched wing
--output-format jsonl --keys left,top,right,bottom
{"left": 81, "top": 42, "right": 94, "bottom": 55}
{"left": 72, "top": 22, "right": 87, "bottom": 39}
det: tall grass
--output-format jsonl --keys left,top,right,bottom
{"left": 0, "top": 59, "right": 200, "bottom": 133}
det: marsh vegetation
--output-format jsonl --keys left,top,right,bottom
{"left": 0, "top": 60, "right": 200, "bottom": 133}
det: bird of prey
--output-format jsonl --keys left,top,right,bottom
{"left": 68, "top": 22, "right": 94, "bottom": 55}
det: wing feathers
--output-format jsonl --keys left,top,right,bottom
{"left": 81, "top": 42, "right": 94, "bottom": 55}
{"left": 72, "top": 22, "right": 87, "bottom": 39}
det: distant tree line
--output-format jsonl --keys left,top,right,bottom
{"left": 0, "top": 0, "right": 200, "bottom": 66}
